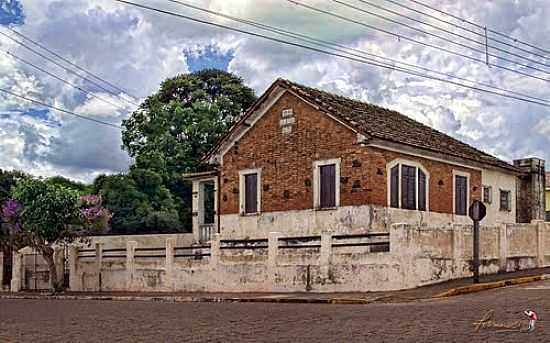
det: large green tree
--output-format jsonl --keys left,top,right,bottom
{"left": 121, "top": 69, "right": 257, "bottom": 230}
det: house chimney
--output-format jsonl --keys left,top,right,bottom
{"left": 514, "top": 157, "right": 546, "bottom": 223}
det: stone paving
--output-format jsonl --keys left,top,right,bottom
{"left": 2, "top": 279, "right": 550, "bottom": 342}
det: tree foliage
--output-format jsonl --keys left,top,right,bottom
{"left": 119, "top": 69, "right": 256, "bottom": 232}
{"left": 122, "top": 69, "right": 256, "bottom": 175}
{"left": 94, "top": 172, "right": 180, "bottom": 234}
{"left": 1, "top": 177, "right": 110, "bottom": 291}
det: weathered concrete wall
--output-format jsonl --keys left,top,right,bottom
{"left": 66, "top": 221, "right": 550, "bottom": 293}
{"left": 85, "top": 233, "right": 194, "bottom": 249}
{"left": 219, "top": 205, "right": 472, "bottom": 239}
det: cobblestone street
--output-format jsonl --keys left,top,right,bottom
{"left": 2, "top": 280, "right": 550, "bottom": 342}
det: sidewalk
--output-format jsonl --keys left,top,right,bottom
{"left": 3, "top": 267, "right": 550, "bottom": 304}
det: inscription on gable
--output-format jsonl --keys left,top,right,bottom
{"left": 280, "top": 108, "right": 295, "bottom": 134}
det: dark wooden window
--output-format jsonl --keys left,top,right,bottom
{"left": 455, "top": 175, "right": 467, "bottom": 215}
{"left": 319, "top": 164, "right": 336, "bottom": 208}
{"left": 401, "top": 165, "right": 416, "bottom": 210}
{"left": 390, "top": 165, "right": 399, "bottom": 208}
{"left": 418, "top": 169, "right": 426, "bottom": 211}
{"left": 244, "top": 173, "right": 258, "bottom": 214}
{"left": 500, "top": 190, "right": 511, "bottom": 211}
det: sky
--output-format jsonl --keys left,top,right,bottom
{"left": 0, "top": 0, "right": 549, "bottom": 183}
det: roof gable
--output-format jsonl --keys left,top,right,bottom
{"left": 206, "top": 78, "right": 518, "bottom": 173}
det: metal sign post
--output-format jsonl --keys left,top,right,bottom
{"left": 469, "top": 200, "right": 487, "bottom": 284}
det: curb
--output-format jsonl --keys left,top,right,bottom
{"left": 435, "top": 274, "right": 550, "bottom": 298}
{"left": 2, "top": 274, "right": 548, "bottom": 305}
{"left": 0, "top": 294, "right": 377, "bottom": 305}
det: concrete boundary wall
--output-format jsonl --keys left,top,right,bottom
{"left": 55, "top": 221, "right": 550, "bottom": 293}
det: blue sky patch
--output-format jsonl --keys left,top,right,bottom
{"left": 23, "top": 108, "right": 50, "bottom": 121}
{"left": 185, "top": 45, "right": 234, "bottom": 72}
{"left": 0, "top": 0, "right": 24, "bottom": 26}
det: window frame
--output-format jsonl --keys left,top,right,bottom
{"left": 452, "top": 170, "right": 470, "bottom": 216}
{"left": 499, "top": 189, "right": 512, "bottom": 212}
{"left": 239, "top": 168, "right": 262, "bottom": 215}
{"left": 482, "top": 185, "right": 492, "bottom": 204}
{"left": 386, "top": 159, "right": 430, "bottom": 212}
{"left": 313, "top": 159, "right": 341, "bottom": 209}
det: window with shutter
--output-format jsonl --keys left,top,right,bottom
{"left": 390, "top": 165, "right": 399, "bottom": 208}
{"left": 483, "top": 186, "right": 492, "bottom": 204}
{"left": 388, "top": 161, "right": 428, "bottom": 211}
{"left": 244, "top": 173, "right": 258, "bottom": 214}
{"left": 320, "top": 164, "right": 336, "bottom": 208}
{"left": 455, "top": 175, "right": 467, "bottom": 215}
{"left": 500, "top": 190, "right": 511, "bottom": 212}
{"left": 401, "top": 165, "right": 417, "bottom": 210}
{"left": 418, "top": 169, "right": 426, "bottom": 211}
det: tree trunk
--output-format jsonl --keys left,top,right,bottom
{"left": 41, "top": 247, "right": 62, "bottom": 292}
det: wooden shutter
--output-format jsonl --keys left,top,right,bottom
{"left": 320, "top": 164, "right": 336, "bottom": 208}
{"left": 401, "top": 165, "right": 416, "bottom": 210}
{"left": 455, "top": 175, "right": 467, "bottom": 215}
{"left": 418, "top": 169, "right": 426, "bottom": 211}
{"left": 390, "top": 165, "right": 399, "bottom": 208}
{"left": 500, "top": 190, "right": 511, "bottom": 211}
{"left": 244, "top": 173, "right": 257, "bottom": 213}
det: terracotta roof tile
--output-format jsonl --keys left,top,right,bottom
{"left": 279, "top": 79, "right": 518, "bottom": 172}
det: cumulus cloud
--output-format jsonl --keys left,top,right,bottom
{"left": 0, "top": 0, "right": 548, "bottom": 183}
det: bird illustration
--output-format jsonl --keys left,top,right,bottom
{"left": 523, "top": 310, "right": 538, "bottom": 333}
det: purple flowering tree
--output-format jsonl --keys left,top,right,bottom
{"left": 0, "top": 178, "right": 110, "bottom": 292}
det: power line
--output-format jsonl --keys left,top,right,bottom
{"left": 404, "top": 0, "right": 550, "bottom": 56}
{"left": 166, "top": 0, "right": 550, "bottom": 106}
{"left": 381, "top": 0, "right": 550, "bottom": 61}
{"left": 114, "top": 0, "right": 550, "bottom": 108}
{"left": 349, "top": 0, "right": 550, "bottom": 69}
{"left": 0, "top": 87, "right": 122, "bottom": 129}
{"left": 2, "top": 49, "right": 129, "bottom": 111}
{"left": 287, "top": 0, "right": 550, "bottom": 83}
{"left": 0, "top": 30, "right": 140, "bottom": 108}
{"left": 6, "top": 27, "right": 140, "bottom": 100}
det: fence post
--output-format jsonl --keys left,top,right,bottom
{"left": 54, "top": 246, "right": 65, "bottom": 288}
{"left": 95, "top": 243, "right": 103, "bottom": 292}
{"left": 68, "top": 246, "right": 79, "bottom": 291}
{"left": 210, "top": 234, "right": 220, "bottom": 269}
{"left": 320, "top": 231, "right": 332, "bottom": 279}
{"left": 0, "top": 251, "right": 3, "bottom": 287}
{"left": 10, "top": 250, "right": 22, "bottom": 292}
{"left": 268, "top": 232, "right": 280, "bottom": 284}
{"left": 126, "top": 241, "right": 137, "bottom": 291}
{"left": 498, "top": 223, "right": 508, "bottom": 272}
{"left": 533, "top": 220, "right": 545, "bottom": 267}
{"left": 165, "top": 238, "right": 176, "bottom": 291}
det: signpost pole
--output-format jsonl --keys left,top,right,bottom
{"left": 469, "top": 200, "right": 486, "bottom": 285}
{"left": 473, "top": 219, "right": 480, "bottom": 284}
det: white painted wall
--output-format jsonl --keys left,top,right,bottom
{"left": 66, "top": 221, "right": 550, "bottom": 293}
{"left": 219, "top": 205, "right": 472, "bottom": 239}
{"left": 481, "top": 168, "right": 517, "bottom": 224}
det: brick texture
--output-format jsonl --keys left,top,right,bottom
{"left": 219, "top": 92, "right": 481, "bottom": 215}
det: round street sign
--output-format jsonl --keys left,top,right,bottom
{"left": 469, "top": 200, "right": 487, "bottom": 222}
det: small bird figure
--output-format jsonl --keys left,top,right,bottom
{"left": 523, "top": 310, "right": 538, "bottom": 333}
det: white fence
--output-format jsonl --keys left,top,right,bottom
{"left": 9, "top": 220, "right": 550, "bottom": 293}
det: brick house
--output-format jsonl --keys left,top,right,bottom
{"left": 186, "top": 79, "right": 542, "bottom": 242}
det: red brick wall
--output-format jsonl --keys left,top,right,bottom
{"left": 219, "top": 91, "right": 481, "bottom": 215}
